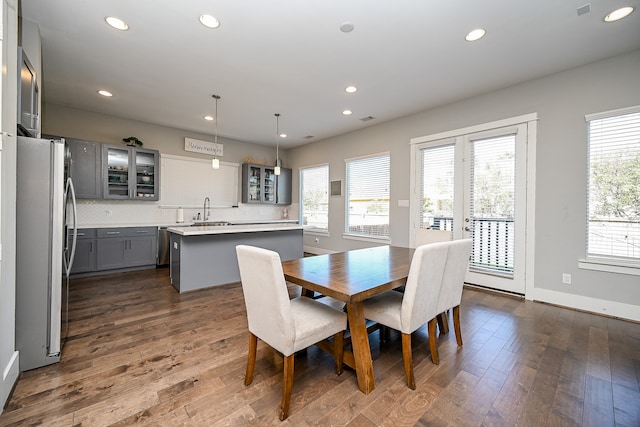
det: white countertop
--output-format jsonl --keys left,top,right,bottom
{"left": 167, "top": 223, "right": 303, "bottom": 236}
{"left": 77, "top": 219, "right": 298, "bottom": 229}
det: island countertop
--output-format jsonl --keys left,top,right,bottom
{"left": 167, "top": 223, "right": 303, "bottom": 236}
{"left": 168, "top": 223, "right": 303, "bottom": 293}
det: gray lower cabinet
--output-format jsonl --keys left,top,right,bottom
{"left": 69, "top": 227, "right": 157, "bottom": 275}
{"left": 96, "top": 227, "right": 158, "bottom": 270}
{"left": 68, "top": 229, "right": 97, "bottom": 274}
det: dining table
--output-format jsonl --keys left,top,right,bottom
{"left": 281, "top": 245, "right": 415, "bottom": 394}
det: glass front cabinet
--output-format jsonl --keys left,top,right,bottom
{"left": 241, "top": 163, "right": 291, "bottom": 204}
{"left": 103, "top": 144, "right": 160, "bottom": 200}
{"left": 242, "top": 163, "right": 276, "bottom": 204}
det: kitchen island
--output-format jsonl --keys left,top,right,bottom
{"left": 167, "top": 223, "right": 303, "bottom": 293}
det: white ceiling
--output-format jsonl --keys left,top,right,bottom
{"left": 21, "top": 1, "right": 640, "bottom": 148}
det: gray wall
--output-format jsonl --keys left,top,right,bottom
{"left": 42, "top": 104, "right": 287, "bottom": 169}
{"left": 288, "top": 50, "right": 640, "bottom": 310}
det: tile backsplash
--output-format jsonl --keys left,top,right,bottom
{"left": 76, "top": 199, "right": 298, "bottom": 227}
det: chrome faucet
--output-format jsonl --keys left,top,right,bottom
{"left": 203, "top": 197, "right": 210, "bottom": 221}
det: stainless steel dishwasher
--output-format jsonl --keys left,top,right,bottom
{"left": 157, "top": 227, "right": 170, "bottom": 266}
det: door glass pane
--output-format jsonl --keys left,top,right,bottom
{"left": 469, "top": 135, "right": 516, "bottom": 275}
{"left": 264, "top": 168, "right": 276, "bottom": 203}
{"left": 135, "top": 151, "right": 155, "bottom": 199}
{"left": 420, "top": 144, "right": 454, "bottom": 232}
{"left": 106, "top": 147, "right": 129, "bottom": 198}
{"left": 248, "top": 166, "right": 261, "bottom": 201}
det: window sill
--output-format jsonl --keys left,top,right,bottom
{"left": 342, "top": 233, "right": 391, "bottom": 244}
{"left": 578, "top": 258, "right": 640, "bottom": 276}
{"left": 303, "top": 228, "right": 329, "bottom": 237}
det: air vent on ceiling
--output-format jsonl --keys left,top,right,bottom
{"left": 577, "top": 3, "right": 591, "bottom": 16}
{"left": 360, "top": 116, "right": 376, "bottom": 122}
{"left": 303, "top": 135, "right": 315, "bottom": 139}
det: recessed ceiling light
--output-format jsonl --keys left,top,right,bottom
{"left": 343, "top": 110, "right": 353, "bottom": 115}
{"left": 465, "top": 28, "right": 486, "bottom": 42}
{"left": 105, "top": 17, "right": 128, "bottom": 31}
{"left": 279, "top": 133, "right": 287, "bottom": 138}
{"left": 340, "top": 22, "right": 355, "bottom": 33}
{"left": 98, "top": 90, "right": 113, "bottom": 97}
{"left": 604, "top": 6, "right": 634, "bottom": 22}
{"left": 199, "top": 14, "right": 220, "bottom": 29}
{"left": 345, "top": 86, "right": 358, "bottom": 93}
{"left": 204, "top": 115, "right": 214, "bottom": 121}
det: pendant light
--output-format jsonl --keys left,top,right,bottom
{"left": 211, "top": 94, "right": 221, "bottom": 169}
{"left": 274, "top": 113, "right": 281, "bottom": 175}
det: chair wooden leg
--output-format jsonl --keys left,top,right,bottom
{"left": 280, "top": 354, "right": 295, "bottom": 421}
{"left": 334, "top": 331, "right": 344, "bottom": 375}
{"left": 436, "top": 312, "right": 449, "bottom": 335}
{"left": 428, "top": 318, "right": 439, "bottom": 365}
{"left": 453, "top": 305, "right": 463, "bottom": 346}
{"left": 401, "top": 332, "right": 416, "bottom": 390}
{"left": 245, "top": 332, "right": 258, "bottom": 386}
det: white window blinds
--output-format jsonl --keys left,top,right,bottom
{"left": 420, "top": 144, "right": 455, "bottom": 231}
{"left": 469, "top": 134, "right": 516, "bottom": 275}
{"left": 300, "top": 165, "right": 329, "bottom": 232}
{"left": 345, "top": 154, "right": 390, "bottom": 238}
{"left": 587, "top": 106, "right": 640, "bottom": 263}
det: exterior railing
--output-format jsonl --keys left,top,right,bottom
{"left": 427, "top": 216, "right": 515, "bottom": 275}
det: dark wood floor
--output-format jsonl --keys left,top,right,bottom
{"left": 1, "top": 268, "right": 639, "bottom": 426}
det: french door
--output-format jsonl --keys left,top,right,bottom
{"left": 412, "top": 118, "right": 533, "bottom": 295}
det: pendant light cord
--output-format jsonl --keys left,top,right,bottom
{"left": 275, "top": 113, "right": 280, "bottom": 166}
{"left": 213, "top": 95, "right": 221, "bottom": 151}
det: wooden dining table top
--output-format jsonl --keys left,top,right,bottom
{"left": 281, "top": 245, "right": 415, "bottom": 303}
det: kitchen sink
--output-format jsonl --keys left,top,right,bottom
{"left": 191, "top": 221, "right": 231, "bottom": 227}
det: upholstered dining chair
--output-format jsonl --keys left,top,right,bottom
{"left": 436, "top": 239, "right": 473, "bottom": 350}
{"left": 414, "top": 228, "right": 452, "bottom": 329}
{"left": 414, "top": 228, "right": 451, "bottom": 247}
{"left": 361, "top": 242, "right": 449, "bottom": 389}
{"left": 235, "top": 245, "right": 348, "bottom": 421}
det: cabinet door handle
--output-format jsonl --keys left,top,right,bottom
{"left": 106, "top": 231, "right": 120, "bottom": 235}
{"left": 77, "top": 232, "right": 85, "bottom": 237}
{"left": 136, "top": 230, "right": 149, "bottom": 234}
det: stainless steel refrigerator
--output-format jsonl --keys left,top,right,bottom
{"left": 15, "top": 136, "right": 77, "bottom": 371}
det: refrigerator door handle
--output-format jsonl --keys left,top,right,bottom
{"left": 63, "top": 177, "right": 78, "bottom": 277}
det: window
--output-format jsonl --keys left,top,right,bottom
{"left": 586, "top": 106, "right": 640, "bottom": 265}
{"left": 345, "top": 153, "right": 390, "bottom": 239}
{"left": 300, "top": 165, "right": 329, "bottom": 232}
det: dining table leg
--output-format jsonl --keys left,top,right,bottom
{"left": 346, "top": 301, "right": 375, "bottom": 394}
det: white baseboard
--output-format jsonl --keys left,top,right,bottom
{"left": 1, "top": 351, "right": 19, "bottom": 413}
{"left": 303, "top": 246, "right": 338, "bottom": 255}
{"left": 532, "top": 287, "right": 640, "bottom": 322}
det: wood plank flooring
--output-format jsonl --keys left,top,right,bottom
{"left": 1, "top": 268, "right": 639, "bottom": 426}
